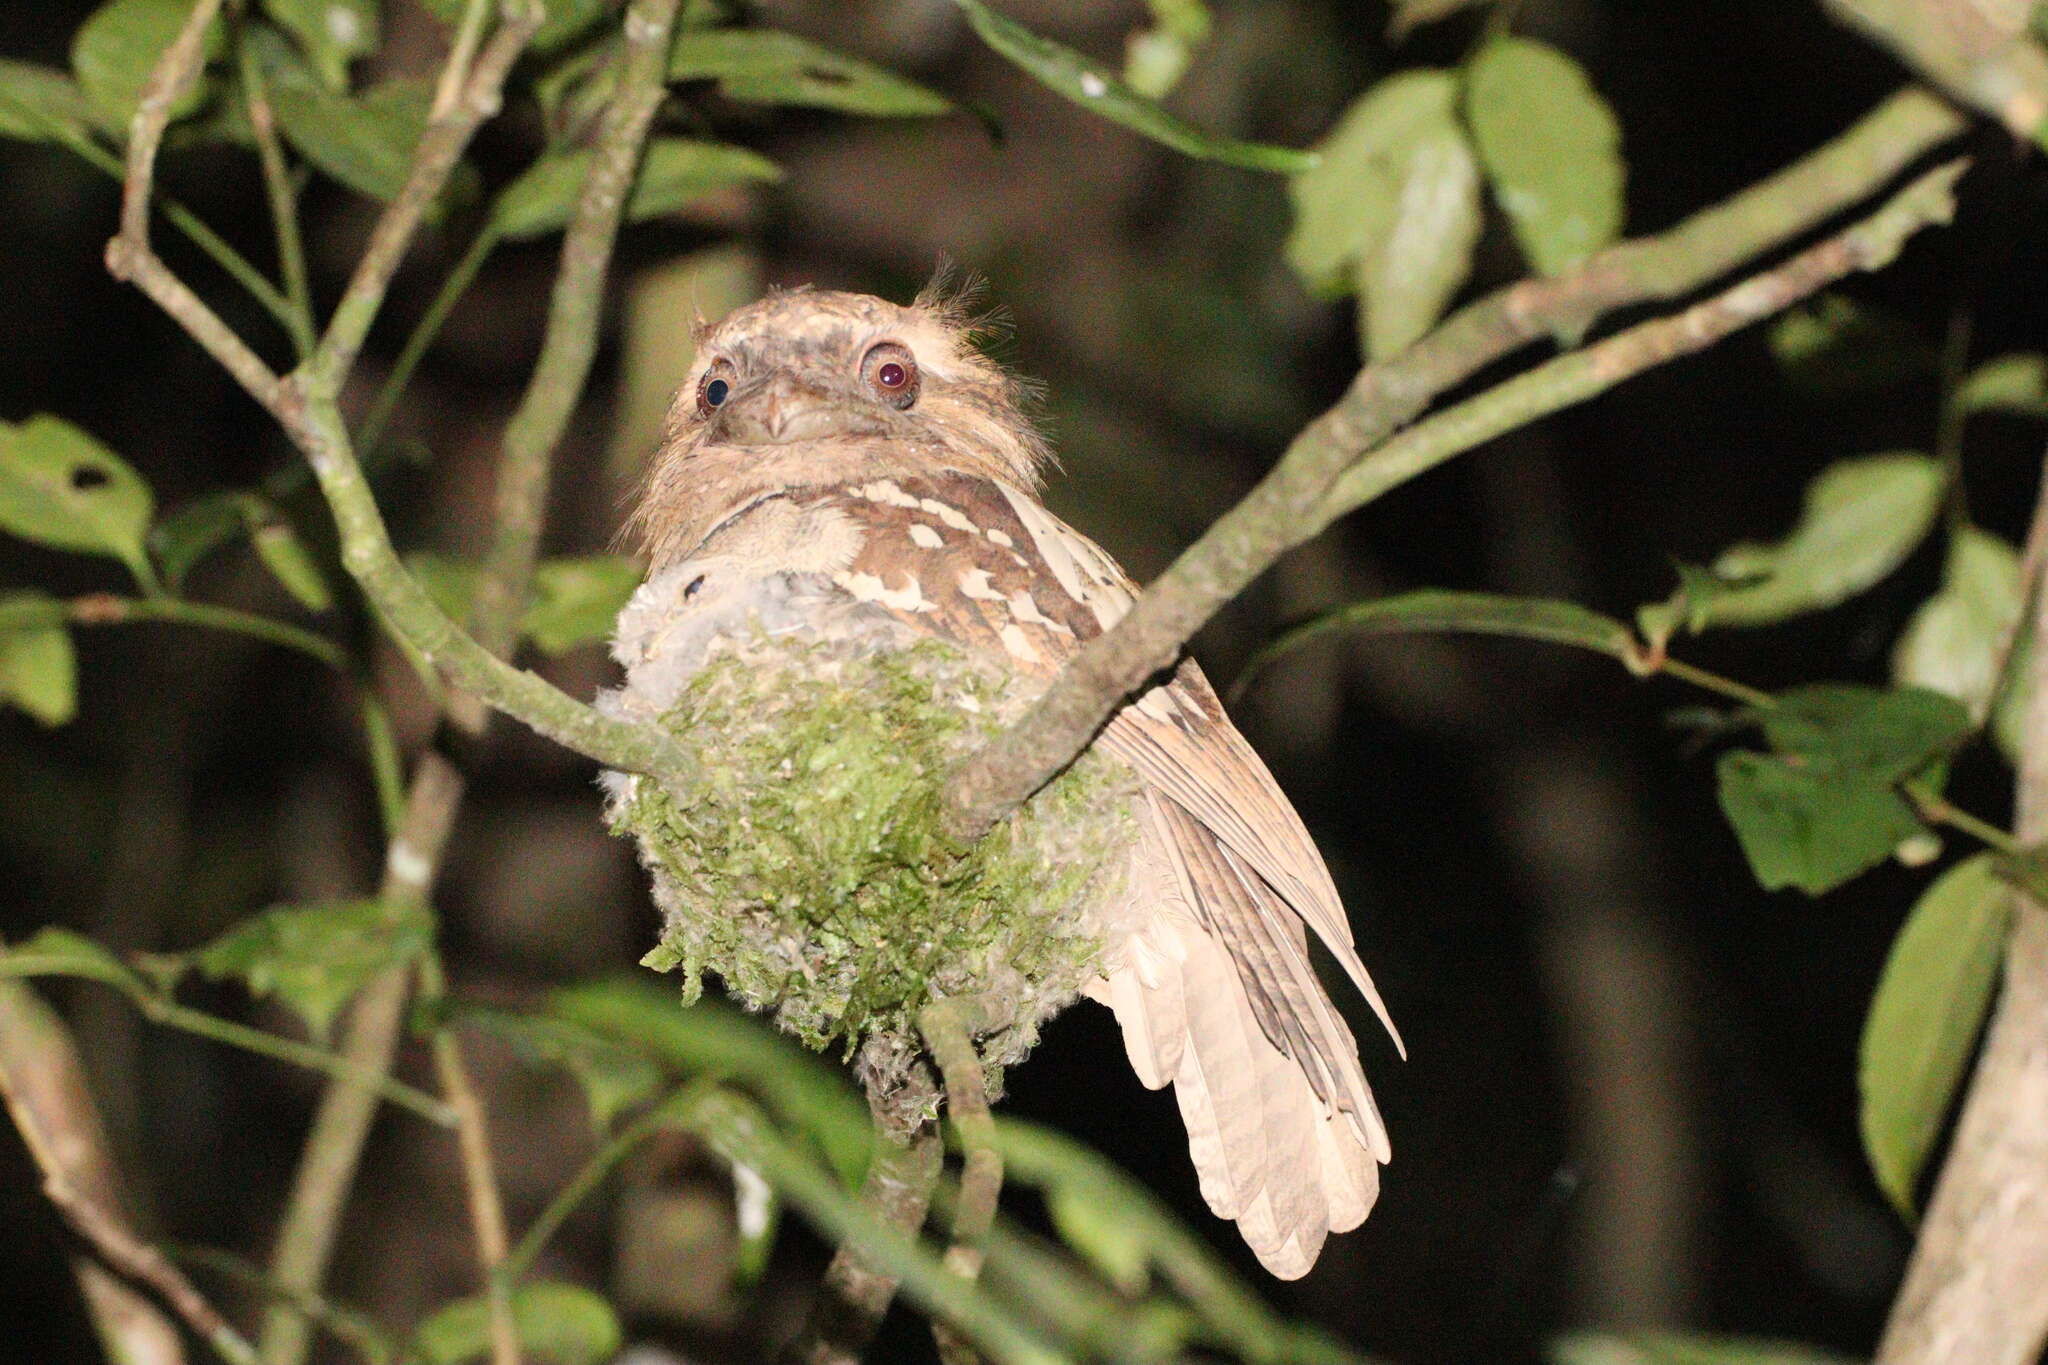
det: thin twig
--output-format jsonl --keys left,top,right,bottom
{"left": 0, "top": 973, "right": 253, "bottom": 1365}
{"left": 236, "top": 36, "right": 316, "bottom": 359}
{"left": 920, "top": 998, "right": 1003, "bottom": 1365}
{"left": 1874, "top": 445, "right": 2048, "bottom": 1365}
{"left": 66, "top": 593, "right": 346, "bottom": 670}
{"left": 938, "top": 86, "right": 1969, "bottom": 842}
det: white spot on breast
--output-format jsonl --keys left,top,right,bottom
{"left": 834, "top": 570, "right": 933, "bottom": 613}
{"left": 919, "top": 498, "right": 978, "bottom": 533}
{"left": 985, "top": 529, "right": 1014, "bottom": 548}
{"left": 959, "top": 568, "right": 1006, "bottom": 602}
{"left": 908, "top": 523, "right": 944, "bottom": 549}
{"left": 1006, "top": 589, "right": 1073, "bottom": 635}
{"left": 857, "top": 481, "right": 920, "bottom": 508}
{"left": 998, "top": 623, "right": 1043, "bottom": 664}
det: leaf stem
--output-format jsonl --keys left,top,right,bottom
{"left": 356, "top": 222, "right": 502, "bottom": 456}
{"left": 66, "top": 592, "right": 346, "bottom": 669}
{"left": 237, "top": 34, "right": 317, "bottom": 359}
{"left": 1655, "top": 656, "right": 1778, "bottom": 710}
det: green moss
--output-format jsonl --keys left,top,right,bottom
{"left": 608, "top": 634, "right": 1137, "bottom": 1089}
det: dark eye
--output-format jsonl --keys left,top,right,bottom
{"left": 696, "top": 364, "right": 734, "bottom": 417}
{"left": 861, "top": 343, "right": 919, "bottom": 410}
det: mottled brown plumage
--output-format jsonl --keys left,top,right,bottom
{"left": 623, "top": 282, "right": 1398, "bottom": 1278}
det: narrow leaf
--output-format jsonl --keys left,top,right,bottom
{"left": 728, "top": 1159, "right": 780, "bottom": 1285}
{"left": 493, "top": 138, "right": 782, "bottom": 241}
{"left": 952, "top": 0, "right": 1313, "bottom": 172}
{"left": 72, "top": 0, "right": 224, "bottom": 131}
{"left": 521, "top": 556, "right": 641, "bottom": 655}
{"left": 0, "top": 592, "right": 78, "bottom": 726}
{"left": 457, "top": 1005, "right": 663, "bottom": 1129}
{"left": 0, "top": 59, "right": 97, "bottom": 142}
{"left": 0, "top": 415, "right": 156, "bottom": 584}
{"left": 1893, "top": 527, "right": 2022, "bottom": 728}
{"left": 251, "top": 517, "right": 333, "bottom": 612}
{"left": 1952, "top": 352, "right": 2048, "bottom": 417}
{"left": 0, "top": 927, "right": 142, "bottom": 990}
{"left": 413, "top": 1281, "right": 621, "bottom": 1365}
{"left": 263, "top": 0, "right": 379, "bottom": 88}
{"left": 194, "top": 899, "right": 430, "bottom": 1040}
{"left": 1860, "top": 853, "right": 2009, "bottom": 1217}
{"left": 1679, "top": 453, "right": 1944, "bottom": 630}
{"left": 1465, "top": 37, "right": 1624, "bottom": 275}
{"left": 668, "top": 29, "right": 953, "bottom": 117}
{"left": 1238, "top": 589, "right": 1633, "bottom": 699}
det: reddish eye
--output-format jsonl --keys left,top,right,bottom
{"left": 861, "top": 343, "right": 919, "bottom": 409}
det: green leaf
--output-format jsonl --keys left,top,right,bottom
{"left": 149, "top": 491, "right": 331, "bottom": 608}
{"left": 417, "top": 0, "right": 607, "bottom": 55}
{"left": 0, "top": 927, "right": 143, "bottom": 990}
{"left": 413, "top": 1281, "right": 621, "bottom": 1365}
{"left": 1672, "top": 453, "right": 1944, "bottom": 630}
{"left": 0, "top": 592, "right": 78, "bottom": 727}
{"left": 72, "top": 0, "right": 224, "bottom": 131}
{"left": 260, "top": 27, "right": 432, "bottom": 203}
{"left": 194, "top": 899, "right": 430, "bottom": 1040}
{"left": 1714, "top": 685, "right": 1969, "bottom": 896}
{"left": 492, "top": 137, "right": 782, "bottom": 241}
{"left": 1465, "top": 37, "right": 1625, "bottom": 275}
{"left": 1860, "top": 853, "right": 2009, "bottom": 1218}
{"left": 457, "top": 1005, "right": 663, "bottom": 1129}
{"left": 250, "top": 516, "right": 333, "bottom": 612}
{"left": 404, "top": 551, "right": 478, "bottom": 620}
{"left": 0, "top": 415, "right": 156, "bottom": 585}
{"left": 951, "top": 0, "right": 1312, "bottom": 172}
{"left": 1768, "top": 294, "right": 1936, "bottom": 397}
{"left": 521, "top": 556, "right": 641, "bottom": 655}
{"left": 263, "top": 0, "right": 379, "bottom": 88}
{"left": 1551, "top": 1333, "right": 1858, "bottom": 1365}
{"left": 1359, "top": 115, "right": 1478, "bottom": 359}
{"left": 0, "top": 59, "right": 97, "bottom": 142}
{"left": 1893, "top": 527, "right": 2022, "bottom": 729}
{"left": 728, "top": 1158, "right": 780, "bottom": 1285}
{"left": 1121, "top": 0, "right": 1210, "bottom": 99}
{"left": 1992, "top": 843, "right": 2048, "bottom": 903}
{"left": 1717, "top": 750, "right": 1923, "bottom": 895}
{"left": 1237, "top": 589, "right": 1633, "bottom": 700}
{"left": 1952, "top": 352, "right": 2048, "bottom": 418}
{"left": 668, "top": 29, "right": 953, "bottom": 118}
{"left": 1388, "top": 0, "right": 1489, "bottom": 38}
{"left": 1049, "top": 1183, "right": 1152, "bottom": 1294}
{"left": 550, "top": 978, "right": 872, "bottom": 1183}
{"left": 1285, "top": 71, "right": 1475, "bottom": 323}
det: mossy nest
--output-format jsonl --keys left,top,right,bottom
{"left": 604, "top": 630, "right": 1140, "bottom": 1103}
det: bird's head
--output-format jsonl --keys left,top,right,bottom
{"left": 630, "top": 282, "right": 1049, "bottom": 567}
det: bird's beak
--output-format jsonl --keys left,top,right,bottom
{"left": 715, "top": 371, "right": 868, "bottom": 445}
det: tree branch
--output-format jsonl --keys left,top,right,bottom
{"left": 939, "top": 85, "right": 1970, "bottom": 842}
{"left": 1873, "top": 445, "right": 2048, "bottom": 1365}
{"left": 0, "top": 970, "right": 246, "bottom": 1365}
{"left": 921, "top": 998, "right": 1003, "bottom": 1365}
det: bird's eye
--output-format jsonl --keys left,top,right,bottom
{"left": 696, "top": 364, "right": 734, "bottom": 417}
{"left": 861, "top": 343, "right": 920, "bottom": 410}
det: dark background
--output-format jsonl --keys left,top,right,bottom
{"left": 4, "top": 2, "right": 2045, "bottom": 1361}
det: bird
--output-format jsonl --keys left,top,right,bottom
{"left": 611, "top": 280, "right": 1401, "bottom": 1279}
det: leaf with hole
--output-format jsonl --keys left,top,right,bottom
{"left": 413, "top": 1281, "right": 622, "bottom": 1365}
{"left": 263, "top": 0, "right": 379, "bottom": 89}
{"left": 669, "top": 29, "right": 953, "bottom": 117}
{"left": 521, "top": 556, "right": 641, "bottom": 655}
{"left": 1893, "top": 527, "right": 2022, "bottom": 732}
{"left": 194, "top": 899, "right": 430, "bottom": 1040}
{"left": 72, "top": 0, "right": 225, "bottom": 131}
{"left": 1860, "top": 852, "right": 2008, "bottom": 1217}
{"left": 1465, "top": 37, "right": 1624, "bottom": 275}
{"left": 952, "top": 0, "right": 1311, "bottom": 171}
{"left": 1952, "top": 352, "right": 2048, "bottom": 418}
{"left": 493, "top": 138, "right": 782, "bottom": 241}
{"left": 0, "top": 591, "right": 77, "bottom": 727}
{"left": 0, "top": 59, "right": 97, "bottom": 142}
{"left": 1286, "top": 69, "right": 1478, "bottom": 345}
{"left": 1663, "top": 453, "right": 1944, "bottom": 630}
{"left": 1236, "top": 589, "right": 1632, "bottom": 701}
{"left": 0, "top": 415, "right": 156, "bottom": 585}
